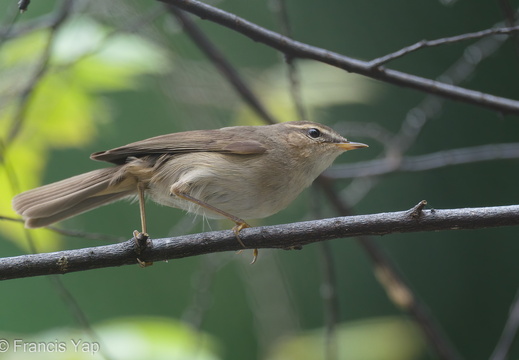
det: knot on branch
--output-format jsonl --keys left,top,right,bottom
{"left": 56, "top": 256, "right": 69, "bottom": 273}
{"left": 407, "top": 200, "right": 428, "bottom": 218}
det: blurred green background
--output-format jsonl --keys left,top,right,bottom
{"left": 1, "top": 0, "right": 519, "bottom": 359}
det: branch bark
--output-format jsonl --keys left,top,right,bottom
{"left": 159, "top": 0, "right": 519, "bottom": 115}
{"left": 1, "top": 204, "right": 519, "bottom": 281}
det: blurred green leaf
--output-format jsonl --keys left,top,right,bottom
{"left": 0, "top": 316, "right": 221, "bottom": 360}
{"left": 0, "top": 16, "right": 173, "bottom": 252}
{"left": 267, "top": 316, "right": 426, "bottom": 360}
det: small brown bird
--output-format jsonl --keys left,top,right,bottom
{"left": 13, "top": 121, "right": 367, "bottom": 261}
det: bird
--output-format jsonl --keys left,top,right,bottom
{"left": 12, "top": 121, "right": 368, "bottom": 262}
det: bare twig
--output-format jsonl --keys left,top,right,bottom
{"left": 1, "top": 204, "right": 518, "bottom": 281}
{"left": 0, "top": 12, "right": 59, "bottom": 40}
{"left": 271, "top": 3, "right": 336, "bottom": 358}
{"left": 318, "top": 178, "right": 463, "bottom": 360}
{"left": 368, "top": 25, "right": 519, "bottom": 68}
{"left": 334, "top": 21, "right": 513, "bottom": 209}
{"left": 271, "top": 0, "right": 308, "bottom": 121}
{"left": 159, "top": 0, "right": 519, "bottom": 115}
{"left": 4, "top": 0, "right": 73, "bottom": 148}
{"left": 497, "top": 0, "right": 519, "bottom": 62}
{"left": 326, "top": 142, "right": 519, "bottom": 179}
{"left": 392, "top": 27, "right": 510, "bottom": 156}
{"left": 165, "top": 5, "right": 277, "bottom": 124}
{"left": 0, "top": 215, "right": 125, "bottom": 242}
{"left": 47, "top": 276, "right": 114, "bottom": 360}
{"left": 490, "top": 286, "right": 519, "bottom": 360}
{"left": 181, "top": 254, "right": 229, "bottom": 329}
{"left": 318, "top": 242, "right": 340, "bottom": 360}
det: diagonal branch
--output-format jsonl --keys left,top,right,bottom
{"left": 1, "top": 204, "right": 518, "bottom": 281}
{"left": 159, "top": 0, "right": 519, "bottom": 115}
{"left": 165, "top": 5, "right": 278, "bottom": 124}
{"left": 318, "top": 179, "right": 463, "bottom": 360}
{"left": 4, "top": 0, "right": 73, "bottom": 148}
{"left": 490, "top": 286, "right": 519, "bottom": 360}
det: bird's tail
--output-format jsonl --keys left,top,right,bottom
{"left": 12, "top": 167, "right": 136, "bottom": 228}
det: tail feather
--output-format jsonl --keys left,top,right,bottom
{"left": 12, "top": 167, "right": 136, "bottom": 228}
{"left": 25, "top": 192, "right": 134, "bottom": 228}
{"left": 13, "top": 168, "right": 117, "bottom": 212}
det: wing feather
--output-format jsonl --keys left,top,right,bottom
{"left": 90, "top": 128, "right": 267, "bottom": 164}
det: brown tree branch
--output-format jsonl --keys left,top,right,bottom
{"left": 159, "top": 0, "right": 519, "bottom": 115}
{"left": 1, "top": 203, "right": 518, "bottom": 281}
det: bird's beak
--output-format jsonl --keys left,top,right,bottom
{"left": 337, "top": 141, "right": 369, "bottom": 151}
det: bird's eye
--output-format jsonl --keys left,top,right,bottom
{"left": 307, "top": 128, "right": 321, "bottom": 138}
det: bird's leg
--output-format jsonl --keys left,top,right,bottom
{"left": 138, "top": 182, "right": 148, "bottom": 235}
{"left": 171, "top": 188, "right": 258, "bottom": 264}
{"left": 134, "top": 182, "right": 152, "bottom": 267}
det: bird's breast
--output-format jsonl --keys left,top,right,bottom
{"left": 145, "top": 152, "right": 315, "bottom": 220}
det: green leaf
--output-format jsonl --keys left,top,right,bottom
{"left": 0, "top": 16, "right": 173, "bottom": 251}
{"left": 267, "top": 316, "right": 426, "bottom": 360}
{"left": 0, "top": 317, "right": 222, "bottom": 360}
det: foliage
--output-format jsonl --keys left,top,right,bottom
{"left": 0, "top": 316, "right": 220, "bottom": 360}
{"left": 267, "top": 317, "right": 425, "bottom": 360}
{"left": 0, "top": 16, "right": 171, "bottom": 251}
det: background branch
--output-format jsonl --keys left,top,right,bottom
{"left": 368, "top": 25, "right": 519, "bottom": 67}
{"left": 165, "top": 5, "right": 278, "bottom": 124}
{"left": 326, "top": 143, "right": 519, "bottom": 179}
{"left": 490, "top": 285, "right": 519, "bottom": 360}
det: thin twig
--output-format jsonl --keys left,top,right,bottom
{"left": 271, "top": 0, "right": 308, "bottom": 121}
{"left": 318, "top": 177, "right": 463, "bottom": 360}
{"left": 48, "top": 276, "right": 114, "bottom": 360}
{"left": 159, "top": 0, "right": 519, "bottom": 115}
{"left": 1, "top": 204, "right": 519, "bottom": 281}
{"left": 0, "top": 216, "right": 125, "bottom": 242}
{"left": 0, "top": 2, "right": 21, "bottom": 47}
{"left": 326, "top": 142, "right": 519, "bottom": 179}
{"left": 334, "top": 19, "right": 514, "bottom": 210}
{"left": 165, "top": 4, "right": 277, "bottom": 124}
{"left": 181, "top": 254, "right": 229, "bottom": 329}
{"left": 310, "top": 184, "right": 340, "bottom": 360}
{"left": 368, "top": 25, "right": 519, "bottom": 68}
{"left": 490, "top": 286, "right": 519, "bottom": 360}
{"left": 0, "top": 12, "right": 57, "bottom": 40}
{"left": 4, "top": 0, "right": 73, "bottom": 147}
{"left": 497, "top": 0, "right": 519, "bottom": 62}
{"left": 318, "top": 242, "right": 340, "bottom": 360}
{"left": 392, "top": 25, "right": 510, "bottom": 155}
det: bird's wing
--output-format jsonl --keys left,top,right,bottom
{"left": 90, "top": 129, "right": 267, "bottom": 165}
